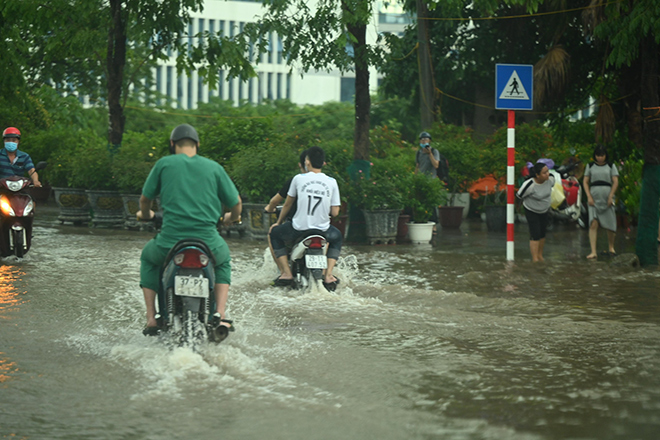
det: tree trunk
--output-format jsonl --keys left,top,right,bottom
{"left": 417, "top": 0, "right": 434, "bottom": 131}
{"left": 619, "top": 61, "right": 643, "bottom": 149}
{"left": 635, "top": 36, "right": 660, "bottom": 266}
{"left": 348, "top": 21, "right": 370, "bottom": 161}
{"left": 107, "top": 0, "right": 127, "bottom": 147}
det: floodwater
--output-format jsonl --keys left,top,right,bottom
{"left": 1, "top": 204, "right": 659, "bottom": 440}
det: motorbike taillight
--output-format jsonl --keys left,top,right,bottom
{"left": 173, "top": 249, "right": 210, "bottom": 268}
{"left": 303, "top": 236, "right": 326, "bottom": 249}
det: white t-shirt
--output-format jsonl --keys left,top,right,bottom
{"left": 288, "top": 171, "right": 341, "bottom": 231}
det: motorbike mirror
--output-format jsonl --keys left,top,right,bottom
{"left": 35, "top": 161, "right": 48, "bottom": 171}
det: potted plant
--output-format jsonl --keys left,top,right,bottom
{"left": 347, "top": 170, "right": 403, "bottom": 244}
{"left": 484, "top": 186, "right": 508, "bottom": 232}
{"left": 403, "top": 172, "right": 447, "bottom": 243}
{"left": 433, "top": 124, "right": 481, "bottom": 226}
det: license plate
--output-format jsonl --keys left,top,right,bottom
{"left": 174, "top": 276, "right": 209, "bottom": 298}
{"left": 305, "top": 254, "right": 327, "bottom": 269}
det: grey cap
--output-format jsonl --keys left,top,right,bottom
{"left": 170, "top": 124, "right": 199, "bottom": 143}
{"left": 419, "top": 131, "right": 432, "bottom": 140}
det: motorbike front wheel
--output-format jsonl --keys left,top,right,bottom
{"left": 12, "top": 229, "right": 24, "bottom": 258}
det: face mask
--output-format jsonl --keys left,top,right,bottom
{"left": 4, "top": 142, "right": 18, "bottom": 152}
{"left": 420, "top": 143, "right": 429, "bottom": 149}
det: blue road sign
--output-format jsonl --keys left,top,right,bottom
{"left": 495, "top": 64, "right": 533, "bottom": 110}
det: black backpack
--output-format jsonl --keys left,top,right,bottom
{"left": 417, "top": 148, "right": 449, "bottom": 183}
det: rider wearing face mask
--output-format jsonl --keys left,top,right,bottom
{"left": 1, "top": 127, "right": 42, "bottom": 187}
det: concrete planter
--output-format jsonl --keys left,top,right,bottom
{"left": 53, "top": 187, "right": 91, "bottom": 225}
{"left": 363, "top": 209, "right": 400, "bottom": 245}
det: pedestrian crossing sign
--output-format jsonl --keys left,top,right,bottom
{"left": 495, "top": 64, "right": 533, "bottom": 110}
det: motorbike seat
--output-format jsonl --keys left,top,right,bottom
{"left": 292, "top": 229, "right": 326, "bottom": 246}
{"left": 163, "top": 238, "right": 216, "bottom": 268}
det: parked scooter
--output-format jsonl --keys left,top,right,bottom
{"left": 143, "top": 215, "right": 231, "bottom": 349}
{"left": 0, "top": 161, "right": 47, "bottom": 258}
{"left": 525, "top": 158, "right": 588, "bottom": 229}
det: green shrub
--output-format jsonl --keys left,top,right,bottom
{"left": 346, "top": 167, "right": 403, "bottom": 211}
{"left": 111, "top": 129, "right": 170, "bottom": 193}
{"left": 61, "top": 130, "right": 115, "bottom": 190}
{"left": 403, "top": 172, "right": 448, "bottom": 223}
{"left": 227, "top": 142, "right": 300, "bottom": 203}
{"left": 617, "top": 156, "right": 642, "bottom": 218}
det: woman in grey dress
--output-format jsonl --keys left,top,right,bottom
{"left": 583, "top": 145, "right": 619, "bottom": 259}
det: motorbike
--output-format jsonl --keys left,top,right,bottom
{"left": 525, "top": 158, "right": 588, "bottom": 229}
{"left": 0, "top": 161, "right": 48, "bottom": 258}
{"left": 144, "top": 215, "right": 231, "bottom": 349}
{"left": 288, "top": 230, "right": 332, "bottom": 291}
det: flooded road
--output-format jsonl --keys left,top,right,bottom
{"left": 1, "top": 205, "right": 659, "bottom": 439}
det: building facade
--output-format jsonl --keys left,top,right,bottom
{"left": 152, "top": 0, "right": 411, "bottom": 109}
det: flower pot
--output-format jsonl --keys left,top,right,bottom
{"left": 86, "top": 190, "right": 125, "bottom": 228}
{"left": 437, "top": 206, "right": 464, "bottom": 229}
{"left": 331, "top": 214, "right": 348, "bottom": 238}
{"left": 53, "top": 187, "right": 91, "bottom": 225}
{"left": 485, "top": 205, "right": 507, "bottom": 232}
{"left": 449, "top": 192, "right": 470, "bottom": 219}
{"left": 397, "top": 214, "right": 411, "bottom": 242}
{"left": 406, "top": 222, "right": 435, "bottom": 244}
{"left": 363, "top": 209, "right": 400, "bottom": 245}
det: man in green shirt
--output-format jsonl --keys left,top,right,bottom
{"left": 137, "top": 124, "right": 242, "bottom": 334}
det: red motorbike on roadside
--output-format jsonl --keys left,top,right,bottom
{"left": 0, "top": 161, "right": 47, "bottom": 257}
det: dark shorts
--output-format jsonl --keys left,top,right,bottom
{"left": 140, "top": 238, "right": 231, "bottom": 291}
{"left": 270, "top": 222, "right": 342, "bottom": 260}
{"left": 524, "top": 207, "right": 548, "bottom": 241}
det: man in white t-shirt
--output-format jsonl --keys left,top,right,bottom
{"left": 269, "top": 146, "right": 342, "bottom": 288}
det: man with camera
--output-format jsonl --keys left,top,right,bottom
{"left": 415, "top": 131, "right": 441, "bottom": 178}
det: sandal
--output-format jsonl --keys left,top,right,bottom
{"left": 272, "top": 277, "right": 293, "bottom": 287}
{"left": 211, "top": 313, "right": 235, "bottom": 332}
{"left": 142, "top": 326, "right": 160, "bottom": 337}
{"left": 322, "top": 277, "right": 340, "bottom": 292}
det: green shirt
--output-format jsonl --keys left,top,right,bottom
{"left": 142, "top": 154, "right": 239, "bottom": 249}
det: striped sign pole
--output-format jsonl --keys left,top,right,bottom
{"left": 506, "top": 110, "right": 515, "bottom": 261}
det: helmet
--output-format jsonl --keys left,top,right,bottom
{"left": 419, "top": 131, "right": 432, "bottom": 140}
{"left": 3, "top": 127, "right": 21, "bottom": 140}
{"left": 170, "top": 124, "right": 199, "bottom": 143}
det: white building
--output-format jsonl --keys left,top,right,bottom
{"left": 152, "top": 0, "right": 411, "bottom": 109}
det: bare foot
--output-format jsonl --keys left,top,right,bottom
{"left": 324, "top": 274, "right": 338, "bottom": 284}
{"left": 586, "top": 253, "right": 597, "bottom": 259}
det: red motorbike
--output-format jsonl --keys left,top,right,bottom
{"left": 0, "top": 162, "right": 47, "bottom": 257}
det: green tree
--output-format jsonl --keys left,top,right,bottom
{"left": 381, "top": 1, "right": 600, "bottom": 132}
{"left": 245, "top": 0, "right": 384, "bottom": 162}
{"left": 3, "top": 0, "right": 254, "bottom": 146}
{"left": 586, "top": 0, "right": 660, "bottom": 265}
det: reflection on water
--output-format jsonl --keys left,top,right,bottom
{"left": 0, "top": 263, "right": 26, "bottom": 311}
{"left": 1, "top": 214, "right": 659, "bottom": 439}
{"left": 0, "top": 355, "right": 18, "bottom": 383}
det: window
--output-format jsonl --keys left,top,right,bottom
{"left": 187, "top": 75, "right": 192, "bottom": 109}
{"left": 177, "top": 76, "right": 183, "bottom": 108}
{"left": 228, "top": 77, "right": 234, "bottom": 103}
{"left": 218, "top": 70, "right": 224, "bottom": 98}
{"left": 166, "top": 66, "right": 173, "bottom": 102}
{"left": 340, "top": 77, "right": 355, "bottom": 102}
{"left": 156, "top": 67, "right": 162, "bottom": 105}
{"left": 267, "top": 72, "right": 273, "bottom": 99}
{"left": 286, "top": 74, "right": 291, "bottom": 100}
{"left": 277, "top": 73, "right": 282, "bottom": 99}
